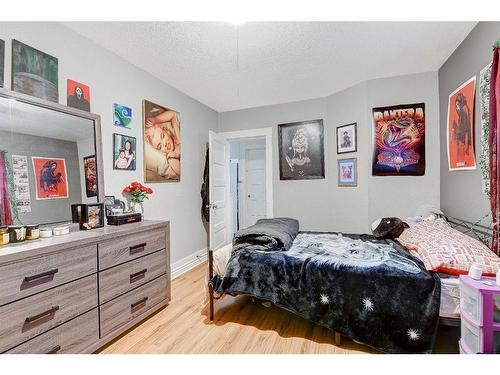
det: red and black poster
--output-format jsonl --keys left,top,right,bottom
{"left": 372, "top": 103, "right": 425, "bottom": 176}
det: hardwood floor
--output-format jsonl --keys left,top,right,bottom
{"left": 98, "top": 263, "right": 459, "bottom": 354}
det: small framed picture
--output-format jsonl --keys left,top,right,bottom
{"left": 336, "top": 123, "right": 357, "bottom": 154}
{"left": 80, "top": 203, "right": 104, "bottom": 230}
{"left": 113, "top": 133, "right": 136, "bottom": 171}
{"left": 338, "top": 158, "right": 357, "bottom": 187}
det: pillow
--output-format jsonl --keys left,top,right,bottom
{"left": 397, "top": 219, "right": 500, "bottom": 276}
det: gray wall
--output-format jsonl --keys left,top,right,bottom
{"left": 439, "top": 22, "right": 500, "bottom": 222}
{"left": 220, "top": 98, "right": 331, "bottom": 231}
{"left": 219, "top": 71, "right": 440, "bottom": 233}
{"left": 367, "top": 72, "right": 441, "bottom": 224}
{"left": 0, "top": 23, "right": 219, "bottom": 263}
{"left": 0, "top": 130, "right": 82, "bottom": 224}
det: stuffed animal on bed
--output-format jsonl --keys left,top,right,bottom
{"left": 371, "top": 217, "right": 409, "bottom": 239}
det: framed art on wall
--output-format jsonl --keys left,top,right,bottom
{"left": 337, "top": 123, "right": 357, "bottom": 154}
{"left": 338, "top": 158, "right": 357, "bottom": 187}
{"left": 11, "top": 40, "right": 58, "bottom": 102}
{"left": 114, "top": 103, "right": 132, "bottom": 129}
{"left": 278, "top": 119, "right": 325, "bottom": 180}
{"left": 143, "top": 99, "right": 181, "bottom": 182}
{"left": 372, "top": 103, "right": 426, "bottom": 176}
{"left": 113, "top": 133, "right": 136, "bottom": 171}
{"left": 32, "top": 157, "right": 68, "bottom": 200}
{"left": 447, "top": 76, "right": 477, "bottom": 171}
{"left": 67, "top": 79, "right": 90, "bottom": 112}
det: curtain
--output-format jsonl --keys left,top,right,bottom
{"left": 489, "top": 45, "right": 500, "bottom": 255}
{"left": 0, "top": 151, "right": 13, "bottom": 226}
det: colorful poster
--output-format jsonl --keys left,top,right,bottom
{"left": 372, "top": 103, "right": 425, "bottom": 176}
{"left": 479, "top": 64, "right": 492, "bottom": 196}
{"left": 143, "top": 100, "right": 181, "bottom": 182}
{"left": 11, "top": 155, "right": 31, "bottom": 213}
{"left": 32, "top": 157, "right": 68, "bottom": 200}
{"left": 447, "top": 76, "right": 477, "bottom": 171}
{"left": 67, "top": 79, "right": 90, "bottom": 112}
{"left": 114, "top": 104, "right": 132, "bottom": 128}
{"left": 83, "top": 155, "right": 97, "bottom": 197}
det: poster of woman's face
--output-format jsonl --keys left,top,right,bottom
{"left": 142, "top": 99, "right": 181, "bottom": 182}
{"left": 337, "top": 123, "right": 357, "bottom": 154}
{"left": 278, "top": 119, "right": 325, "bottom": 180}
{"left": 447, "top": 76, "right": 476, "bottom": 171}
{"left": 113, "top": 134, "right": 136, "bottom": 171}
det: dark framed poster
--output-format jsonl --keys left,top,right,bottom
{"left": 83, "top": 155, "right": 97, "bottom": 197}
{"left": 372, "top": 103, "right": 425, "bottom": 176}
{"left": 278, "top": 119, "right": 325, "bottom": 180}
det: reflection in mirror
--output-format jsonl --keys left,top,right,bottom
{"left": 0, "top": 96, "right": 98, "bottom": 226}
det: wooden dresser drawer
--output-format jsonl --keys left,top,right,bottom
{"left": 100, "top": 275, "right": 167, "bottom": 338}
{"left": 99, "top": 249, "right": 167, "bottom": 304}
{"left": 5, "top": 308, "right": 98, "bottom": 354}
{"left": 0, "top": 274, "right": 97, "bottom": 353}
{"left": 0, "top": 244, "right": 97, "bottom": 306}
{"left": 99, "top": 228, "right": 166, "bottom": 270}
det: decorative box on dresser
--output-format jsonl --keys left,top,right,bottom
{"left": 0, "top": 220, "right": 170, "bottom": 354}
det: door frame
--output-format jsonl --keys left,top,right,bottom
{"left": 218, "top": 128, "right": 273, "bottom": 239}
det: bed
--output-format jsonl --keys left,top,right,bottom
{"left": 208, "top": 216, "right": 500, "bottom": 353}
{"left": 209, "top": 218, "right": 441, "bottom": 354}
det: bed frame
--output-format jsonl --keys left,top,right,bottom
{"left": 440, "top": 215, "right": 498, "bottom": 327}
{"left": 207, "top": 215, "right": 496, "bottom": 339}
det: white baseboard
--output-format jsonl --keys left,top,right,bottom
{"left": 171, "top": 248, "right": 207, "bottom": 279}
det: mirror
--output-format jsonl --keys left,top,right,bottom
{"left": 0, "top": 89, "right": 103, "bottom": 226}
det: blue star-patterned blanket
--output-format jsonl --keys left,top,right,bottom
{"left": 213, "top": 232, "right": 441, "bottom": 353}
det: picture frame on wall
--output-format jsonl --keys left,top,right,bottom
{"left": 11, "top": 39, "right": 58, "bottom": 102}
{"left": 336, "top": 123, "right": 357, "bottom": 154}
{"left": 338, "top": 158, "right": 357, "bottom": 187}
{"left": 113, "top": 133, "right": 136, "bottom": 171}
{"left": 142, "top": 99, "right": 181, "bottom": 182}
{"left": 67, "top": 79, "right": 91, "bottom": 112}
{"left": 278, "top": 119, "right": 325, "bottom": 180}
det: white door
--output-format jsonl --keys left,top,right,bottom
{"left": 209, "top": 131, "right": 229, "bottom": 250}
{"left": 242, "top": 147, "right": 267, "bottom": 228}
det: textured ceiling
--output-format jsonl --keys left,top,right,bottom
{"left": 64, "top": 22, "right": 476, "bottom": 112}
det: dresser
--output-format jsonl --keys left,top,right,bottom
{"left": 0, "top": 220, "right": 170, "bottom": 354}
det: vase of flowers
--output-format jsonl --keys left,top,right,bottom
{"left": 122, "top": 181, "right": 153, "bottom": 217}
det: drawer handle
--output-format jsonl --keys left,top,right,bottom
{"left": 45, "top": 345, "right": 61, "bottom": 354}
{"left": 25, "top": 305, "right": 60, "bottom": 325}
{"left": 130, "top": 269, "right": 148, "bottom": 282}
{"left": 131, "top": 297, "right": 148, "bottom": 310}
{"left": 24, "top": 268, "right": 59, "bottom": 283}
{"left": 129, "top": 243, "right": 147, "bottom": 255}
